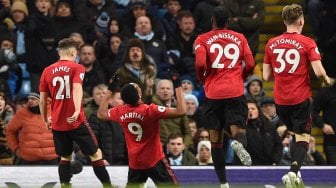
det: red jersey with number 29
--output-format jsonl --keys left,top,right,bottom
{"left": 194, "top": 29, "right": 255, "bottom": 99}
{"left": 39, "top": 60, "right": 86, "bottom": 131}
{"left": 264, "top": 32, "right": 321, "bottom": 105}
{"left": 107, "top": 103, "right": 169, "bottom": 169}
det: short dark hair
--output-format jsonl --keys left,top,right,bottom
{"left": 121, "top": 83, "right": 139, "bottom": 106}
{"left": 212, "top": 6, "right": 230, "bottom": 28}
{"left": 58, "top": 38, "right": 79, "bottom": 50}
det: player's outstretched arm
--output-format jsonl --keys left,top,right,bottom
{"left": 311, "top": 60, "right": 331, "bottom": 86}
{"left": 166, "top": 72, "right": 186, "bottom": 118}
{"left": 97, "top": 90, "right": 112, "bottom": 121}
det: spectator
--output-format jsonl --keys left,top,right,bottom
{"left": 94, "top": 11, "right": 111, "bottom": 60}
{"left": 166, "top": 132, "right": 197, "bottom": 166}
{"left": 53, "top": 0, "right": 84, "bottom": 43}
{"left": 79, "top": 44, "right": 106, "bottom": 96}
{"left": 224, "top": 0, "right": 265, "bottom": 57}
{"left": 181, "top": 74, "right": 203, "bottom": 103}
{"left": 0, "top": 47, "right": 19, "bottom": 101}
{"left": 152, "top": 79, "right": 192, "bottom": 148}
{"left": 160, "top": 0, "right": 182, "bottom": 38}
{"left": 122, "top": 0, "right": 166, "bottom": 42}
{"left": 190, "top": 128, "right": 210, "bottom": 155}
{"left": 0, "top": 91, "right": 14, "bottom": 165}
{"left": 313, "top": 80, "right": 336, "bottom": 164}
{"left": 244, "top": 74, "right": 266, "bottom": 106}
{"left": 9, "top": 0, "right": 30, "bottom": 97}
{"left": 188, "top": 117, "right": 197, "bottom": 138}
{"left": 260, "top": 96, "right": 284, "bottom": 128}
{"left": 115, "top": 38, "right": 156, "bottom": 103}
{"left": 25, "top": 0, "right": 58, "bottom": 93}
{"left": 100, "top": 33, "right": 125, "bottom": 83}
{"left": 184, "top": 93, "right": 198, "bottom": 116}
{"left": 196, "top": 140, "right": 213, "bottom": 165}
{"left": 246, "top": 99, "right": 283, "bottom": 165}
{"left": 87, "top": 84, "right": 128, "bottom": 165}
{"left": 6, "top": 92, "right": 59, "bottom": 165}
{"left": 133, "top": 15, "right": 171, "bottom": 79}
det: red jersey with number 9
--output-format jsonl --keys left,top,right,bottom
{"left": 107, "top": 103, "right": 169, "bottom": 169}
{"left": 264, "top": 32, "right": 321, "bottom": 105}
{"left": 39, "top": 60, "right": 87, "bottom": 131}
{"left": 194, "top": 29, "right": 255, "bottom": 99}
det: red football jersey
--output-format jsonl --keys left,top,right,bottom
{"left": 194, "top": 29, "right": 255, "bottom": 99}
{"left": 107, "top": 103, "right": 168, "bottom": 169}
{"left": 264, "top": 32, "right": 321, "bottom": 105}
{"left": 39, "top": 60, "right": 87, "bottom": 131}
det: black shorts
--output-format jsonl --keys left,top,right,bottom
{"left": 127, "top": 158, "right": 178, "bottom": 188}
{"left": 52, "top": 122, "right": 98, "bottom": 157}
{"left": 275, "top": 98, "right": 312, "bottom": 134}
{"left": 202, "top": 96, "right": 248, "bottom": 130}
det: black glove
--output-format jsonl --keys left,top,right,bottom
{"left": 108, "top": 74, "right": 119, "bottom": 92}
{"left": 167, "top": 69, "right": 181, "bottom": 89}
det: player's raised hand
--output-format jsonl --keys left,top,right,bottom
{"left": 167, "top": 69, "right": 181, "bottom": 89}
{"left": 108, "top": 74, "right": 119, "bottom": 92}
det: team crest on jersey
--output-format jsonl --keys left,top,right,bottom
{"left": 80, "top": 73, "right": 85, "bottom": 80}
{"left": 158, "top": 106, "right": 166, "bottom": 112}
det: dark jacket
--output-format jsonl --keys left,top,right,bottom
{"left": 87, "top": 103, "right": 128, "bottom": 165}
{"left": 246, "top": 115, "right": 283, "bottom": 165}
{"left": 25, "top": 11, "right": 58, "bottom": 73}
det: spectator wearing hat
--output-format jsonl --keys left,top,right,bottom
{"left": 181, "top": 74, "right": 204, "bottom": 103}
{"left": 94, "top": 11, "right": 112, "bottom": 61}
{"left": 115, "top": 38, "right": 156, "bottom": 103}
{"left": 196, "top": 140, "right": 213, "bottom": 165}
{"left": 53, "top": 0, "right": 84, "bottom": 43}
{"left": 244, "top": 74, "right": 266, "bottom": 106}
{"left": 260, "top": 96, "right": 284, "bottom": 128}
{"left": 0, "top": 91, "right": 15, "bottom": 165}
{"left": 6, "top": 92, "right": 59, "bottom": 165}
{"left": 184, "top": 93, "right": 198, "bottom": 116}
{"left": 73, "top": 0, "right": 116, "bottom": 43}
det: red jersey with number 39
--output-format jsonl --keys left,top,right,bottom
{"left": 264, "top": 32, "right": 321, "bottom": 105}
{"left": 107, "top": 103, "right": 169, "bottom": 169}
{"left": 194, "top": 29, "right": 255, "bottom": 99}
{"left": 39, "top": 60, "right": 87, "bottom": 131}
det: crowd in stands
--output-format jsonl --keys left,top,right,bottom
{"left": 0, "top": 0, "right": 335, "bottom": 167}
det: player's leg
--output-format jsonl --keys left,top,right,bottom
{"left": 52, "top": 130, "right": 73, "bottom": 187}
{"left": 228, "top": 96, "right": 252, "bottom": 166}
{"left": 126, "top": 168, "right": 148, "bottom": 188}
{"left": 73, "top": 123, "right": 112, "bottom": 187}
{"left": 149, "top": 158, "right": 178, "bottom": 188}
{"left": 202, "top": 99, "right": 228, "bottom": 186}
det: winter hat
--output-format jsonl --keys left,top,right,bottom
{"left": 260, "top": 96, "right": 274, "bottom": 106}
{"left": 197, "top": 140, "right": 211, "bottom": 154}
{"left": 11, "top": 1, "right": 29, "bottom": 16}
{"left": 27, "top": 92, "right": 40, "bottom": 100}
{"left": 181, "top": 75, "right": 194, "bottom": 89}
{"left": 184, "top": 93, "right": 199, "bottom": 108}
{"left": 246, "top": 74, "right": 263, "bottom": 89}
{"left": 95, "top": 12, "right": 110, "bottom": 35}
{"left": 56, "top": 0, "right": 73, "bottom": 10}
{"left": 131, "top": 0, "right": 147, "bottom": 9}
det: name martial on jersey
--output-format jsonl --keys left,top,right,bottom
{"left": 206, "top": 32, "right": 242, "bottom": 45}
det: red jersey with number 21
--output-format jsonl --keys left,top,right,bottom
{"left": 194, "top": 29, "right": 255, "bottom": 99}
{"left": 264, "top": 32, "right": 321, "bottom": 105}
{"left": 107, "top": 103, "right": 169, "bottom": 169}
{"left": 39, "top": 60, "right": 87, "bottom": 131}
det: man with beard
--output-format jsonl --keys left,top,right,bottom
{"left": 6, "top": 93, "right": 59, "bottom": 165}
{"left": 78, "top": 44, "right": 106, "bottom": 96}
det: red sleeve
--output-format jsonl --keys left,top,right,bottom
{"left": 242, "top": 39, "right": 255, "bottom": 78}
{"left": 73, "top": 64, "right": 85, "bottom": 84}
{"left": 194, "top": 38, "right": 207, "bottom": 84}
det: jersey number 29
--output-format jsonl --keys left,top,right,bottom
{"left": 210, "top": 43, "right": 240, "bottom": 69}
